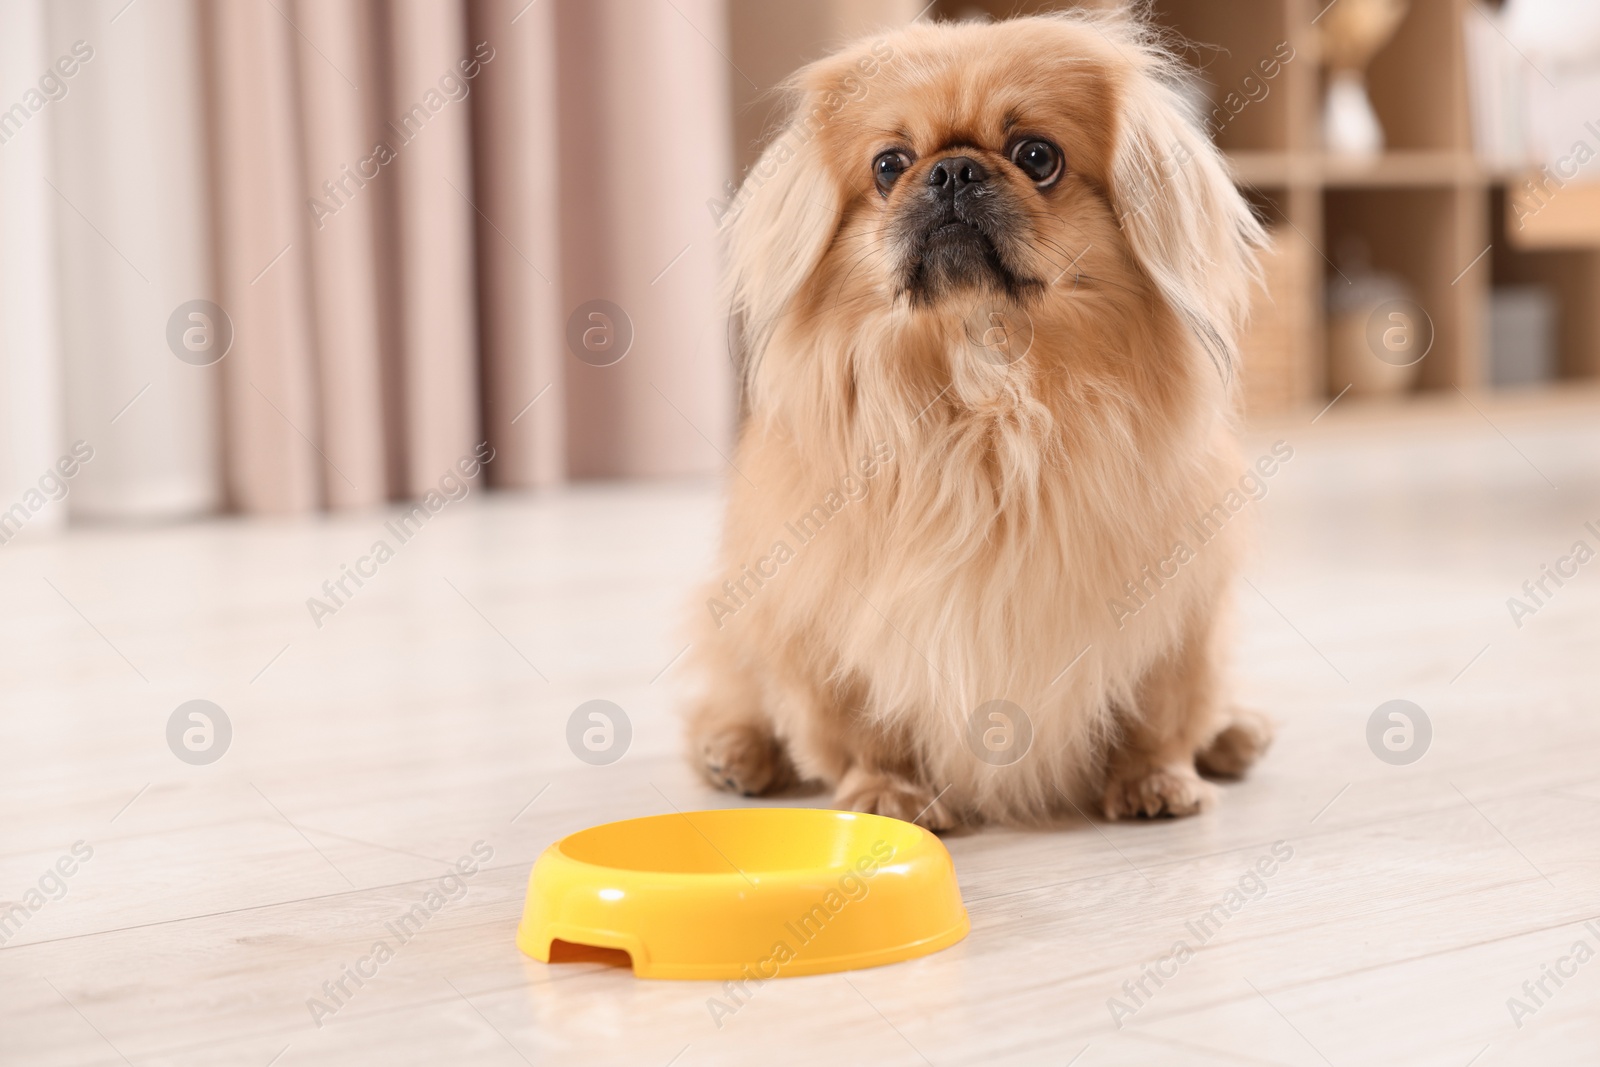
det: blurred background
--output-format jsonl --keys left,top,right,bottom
{"left": 0, "top": 0, "right": 1595, "bottom": 525}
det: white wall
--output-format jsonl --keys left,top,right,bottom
{"left": 47, "top": 0, "right": 220, "bottom": 519}
{"left": 0, "top": 0, "right": 65, "bottom": 533}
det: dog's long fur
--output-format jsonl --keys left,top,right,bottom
{"left": 685, "top": 10, "right": 1273, "bottom": 827}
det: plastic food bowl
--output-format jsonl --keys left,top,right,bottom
{"left": 516, "top": 808, "right": 969, "bottom": 979}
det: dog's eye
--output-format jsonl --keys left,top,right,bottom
{"left": 872, "top": 150, "right": 912, "bottom": 196}
{"left": 1010, "top": 139, "right": 1063, "bottom": 186}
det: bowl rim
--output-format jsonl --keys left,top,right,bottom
{"left": 547, "top": 807, "right": 936, "bottom": 882}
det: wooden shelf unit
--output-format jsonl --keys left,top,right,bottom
{"left": 940, "top": 0, "right": 1600, "bottom": 415}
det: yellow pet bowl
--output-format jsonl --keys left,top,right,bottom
{"left": 516, "top": 808, "right": 969, "bottom": 979}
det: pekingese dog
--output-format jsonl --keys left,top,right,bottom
{"left": 685, "top": 10, "right": 1273, "bottom": 828}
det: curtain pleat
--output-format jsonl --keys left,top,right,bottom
{"left": 49, "top": 0, "right": 220, "bottom": 519}
{"left": 555, "top": 0, "right": 734, "bottom": 480}
{"left": 0, "top": 0, "right": 63, "bottom": 529}
{"left": 203, "top": 0, "right": 321, "bottom": 513}
{"left": 28, "top": 0, "right": 767, "bottom": 522}
{"left": 384, "top": 0, "right": 481, "bottom": 493}
{"left": 468, "top": 0, "right": 565, "bottom": 489}
{"left": 291, "top": 0, "right": 390, "bottom": 510}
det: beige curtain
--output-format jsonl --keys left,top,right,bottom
{"left": 384, "top": 0, "right": 483, "bottom": 496}
{"left": 196, "top": 0, "right": 746, "bottom": 512}
{"left": 205, "top": 0, "right": 322, "bottom": 513}
{"left": 469, "top": 0, "right": 564, "bottom": 488}
{"left": 31, "top": 0, "right": 928, "bottom": 518}
{"left": 555, "top": 0, "right": 734, "bottom": 479}
{"left": 293, "top": 0, "right": 389, "bottom": 509}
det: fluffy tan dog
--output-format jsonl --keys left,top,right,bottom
{"left": 686, "top": 10, "right": 1274, "bottom": 828}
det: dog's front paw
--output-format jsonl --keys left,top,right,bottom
{"left": 837, "top": 768, "right": 954, "bottom": 830}
{"left": 1102, "top": 763, "right": 1216, "bottom": 820}
{"left": 700, "top": 724, "right": 787, "bottom": 797}
{"left": 1197, "top": 708, "right": 1275, "bottom": 779}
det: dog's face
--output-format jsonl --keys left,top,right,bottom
{"left": 859, "top": 43, "right": 1113, "bottom": 310}
{"left": 726, "top": 14, "right": 1262, "bottom": 404}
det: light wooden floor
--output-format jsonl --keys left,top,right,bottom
{"left": 5, "top": 391, "right": 1600, "bottom": 1066}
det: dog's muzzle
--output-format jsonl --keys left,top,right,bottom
{"left": 895, "top": 154, "right": 1026, "bottom": 305}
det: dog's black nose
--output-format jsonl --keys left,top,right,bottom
{"left": 927, "top": 155, "right": 988, "bottom": 196}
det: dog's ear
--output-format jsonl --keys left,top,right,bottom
{"left": 722, "top": 87, "right": 845, "bottom": 387}
{"left": 1107, "top": 40, "right": 1265, "bottom": 382}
